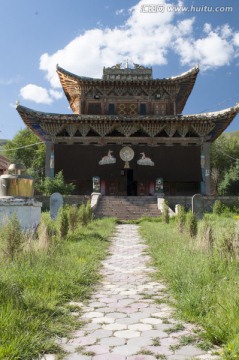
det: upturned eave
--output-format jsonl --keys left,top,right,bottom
{"left": 16, "top": 103, "right": 239, "bottom": 143}
{"left": 56, "top": 65, "right": 200, "bottom": 114}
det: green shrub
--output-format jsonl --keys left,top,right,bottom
{"left": 57, "top": 206, "right": 69, "bottom": 239}
{"left": 35, "top": 170, "right": 75, "bottom": 195}
{"left": 0, "top": 213, "right": 24, "bottom": 261}
{"left": 196, "top": 219, "right": 214, "bottom": 250}
{"left": 85, "top": 201, "right": 93, "bottom": 221}
{"left": 213, "top": 219, "right": 238, "bottom": 260}
{"left": 37, "top": 212, "right": 57, "bottom": 251}
{"left": 176, "top": 205, "right": 186, "bottom": 233}
{"left": 186, "top": 211, "right": 197, "bottom": 238}
{"left": 212, "top": 200, "right": 224, "bottom": 215}
{"left": 78, "top": 202, "right": 92, "bottom": 227}
{"left": 218, "top": 159, "right": 239, "bottom": 196}
{"left": 162, "top": 200, "right": 170, "bottom": 224}
{"left": 68, "top": 205, "right": 79, "bottom": 233}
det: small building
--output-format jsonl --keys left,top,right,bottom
{"left": 0, "top": 154, "right": 10, "bottom": 175}
{"left": 16, "top": 64, "right": 239, "bottom": 196}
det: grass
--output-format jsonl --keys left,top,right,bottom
{"left": 140, "top": 216, "right": 239, "bottom": 359}
{"left": 152, "top": 337, "right": 161, "bottom": 346}
{"left": 165, "top": 323, "right": 185, "bottom": 334}
{"left": 0, "top": 215, "right": 115, "bottom": 360}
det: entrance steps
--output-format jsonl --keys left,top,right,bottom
{"left": 94, "top": 196, "right": 160, "bottom": 220}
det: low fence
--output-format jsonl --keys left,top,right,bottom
{"left": 35, "top": 195, "right": 90, "bottom": 211}
{"left": 34, "top": 194, "right": 239, "bottom": 213}
{"left": 166, "top": 196, "right": 239, "bottom": 212}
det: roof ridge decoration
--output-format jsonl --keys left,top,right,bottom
{"left": 102, "top": 63, "right": 153, "bottom": 80}
{"left": 164, "top": 65, "right": 199, "bottom": 81}
{"left": 56, "top": 64, "right": 200, "bottom": 114}
{"left": 56, "top": 64, "right": 199, "bottom": 82}
{"left": 184, "top": 103, "right": 239, "bottom": 118}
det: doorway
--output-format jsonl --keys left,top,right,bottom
{"left": 127, "top": 169, "right": 137, "bottom": 196}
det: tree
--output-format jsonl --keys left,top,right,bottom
{"left": 35, "top": 171, "right": 75, "bottom": 195}
{"left": 211, "top": 135, "right": 239, "bottom": 176}
{"left": 218, "top": 159, "right": 239, "bottom": 195}
{"left": 210, "top": 134, "right": 239, "bottom": 194}
{"left": 3, "top": 128, "right": 45, "bottom": 177}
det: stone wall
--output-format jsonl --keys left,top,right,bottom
{"left": 166, "top": 196, "right": 239, "bottom": 212}
{"left": 35, "top": 195, "right": 90, "bottom": 211}
{"left": 34, "top": 194, "right": 238, "bottom": 213}
{"left": 0, "top": 197, "right": 42, "bottom": 229}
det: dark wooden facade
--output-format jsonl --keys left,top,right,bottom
{"left": 16, "top": 64, "right": 239, "bottom": 196}
{"left": 54, "top": 144, "right": 201, "bottom": 196}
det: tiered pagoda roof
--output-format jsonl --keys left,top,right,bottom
{"left": 16, "top": 103, "right": 239, "bottom": 144}
{"left": 16, "top": 65, "right": 239, "bottom": 145}
{"left": 56, "top": 65, "right": 199, "bottom": 115}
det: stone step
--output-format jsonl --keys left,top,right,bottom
{"left": 94, "top": 196, "right": 160, "bottom": 220}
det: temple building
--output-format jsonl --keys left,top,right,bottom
{"left": 17, "top": 64, "right": 239, "bottom": 196}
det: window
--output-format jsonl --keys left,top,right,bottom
{"left": 108, "top": 103, "right": 115, "bottom": 115}
{"left": 88, "top": 103, "right": 102, "bottom": 115}
{"left": 140, "top": 103, "right": 147, "bottom": 115}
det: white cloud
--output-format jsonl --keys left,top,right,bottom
{"left": 49, "top": 89, "right": 63, "bottom": 100}
{"left": 174, "top": 21, "right": 238, "bottom": 69}
{"left": 0, "top": 75, "right": 21, "bottom": 85}
{"left": 234, "top": 32, "right": 239, "bottom": 47}
{"left": 204, "top": 23, "right": 212, "bottom": 34}
{"left": 19, "top": 84, "right": 62, "bottom": 104}
{"left": 177, "top": 18, "right": 195, "bottom": 36}
{"left": 220, "top": 24, "right": 232, "bottom": 39}
{"left": 35, "top": 0, "right": 239, "bottom": 91}
{"left": 116, "top": 9, "right": 125, "bottom": 15}
{"left": 39, "top": 0, "right": 183, "bottom": 87}
{"left": 175, "top": 27, "right": 234, "bottom": 69}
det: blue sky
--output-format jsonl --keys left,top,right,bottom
{"left": 0, "top": 0, "right": 239, "bottom": 140}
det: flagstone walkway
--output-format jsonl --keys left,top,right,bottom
{"left": 42, "top": 224, "right": 221, "bottom": 360}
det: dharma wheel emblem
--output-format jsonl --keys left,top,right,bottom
{"left": 119, "top": 146, "right": 134, "bottom": 168}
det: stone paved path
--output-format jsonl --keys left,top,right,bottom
{"left": 43, "top": 224, "right": 221, "bottom": 360}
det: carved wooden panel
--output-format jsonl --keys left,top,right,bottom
{"left": 118, "top": 103, "right": 127, "bottom": 115}
{"left": 40, "top": 122, "right": 64, "bottom": 136}
{"left": 117, "top": 103, "right": 137, "bottom": 115}
{"left": 77, "top": 124, "right": 90, "bottom": 136}
{"left": 191, "top": 122, "right": 215, "bottom": 137}
{"left": 117, "top": 124, "right": 139, "bottom": 137}
{"left": 128, "top": 103, "right": 137, "bottom": 115}
{"left": 107, "top": 181, "right": 118, "bottom": 195}
{"left": 90, "top": 123, "right": 115, "bottom": 137}
{"left": 87, "top": 103, "right": 102, "bottom": 115}
{"left": 137, "top": 182, "right": 148, "bottom": 196}
{"left": 141, "top": 123, "right": 165, "bottom": 137}
{"left": 154, "top": 103, "right": 166, "bottom": 115}
{"left": 164, "top": 123, "right": 178, "bottom": 137}
{"left": 65, "top": 124, "right": 77, "bottom": 137}
{"left": 177, "top": 124, "right": 189, "bottom": 137}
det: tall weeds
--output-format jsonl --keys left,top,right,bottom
{"left": 162, "top": 200, "right": 170, "bottom": 224}
{"left": 57, "top": 205, "right": 69, "bottom": 238}
{"left": 186, "top": 211, "right": 197, "bottom": 238}
{"left": 176, "top": 205, "right": 186, "bottom": 233}
{"left": 141, "top": 213, "right": 239, "bottom": 360}
{"left": 78, "top": 201, "right": 92, "bottom": 226}
{"left": 68, "top": 205, "right": 79, "bottom": 232}
{"left": 0, "top": 206, "right": 115, "bottom": 360}
{"left": 0, "top": 213, "right": 24, "bottom": 261}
